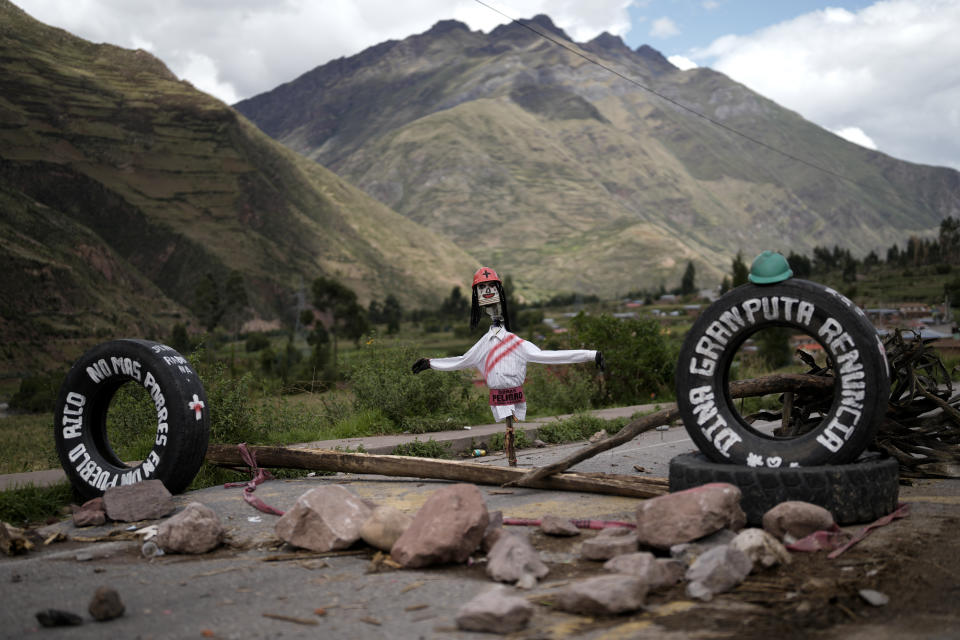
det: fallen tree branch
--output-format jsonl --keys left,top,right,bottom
{"left": 205, "top": 445, "right": 669, "bottom": 499}
{"left": 507, "top": 372, "right": 834, "bottom": 487}
{"left": 504, "top": 405, "right": 680, "bottom": 487}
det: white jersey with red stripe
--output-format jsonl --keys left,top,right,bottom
{"left": 427, "top": 325, "right": 597, "bottom": 422}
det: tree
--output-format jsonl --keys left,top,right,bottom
{"left": 170, "top": 323, "right": 192, "bottom": 355}
{"left": 680, "top": 261, "right": 696, "bottom": 296}
{"left": 194, "top": 272, "right": 224, "bottom": 332}
{"left": 755, "top": 327, "right": 793, "bottom": 369}
{"left": 732, "top": 252, "right": 749, "bottom": 287}
{"left": 812, "top": 245, "right": 835, "bottom": 273}
{"left": 223, "top": 270, "right": 249, "bottom": 333}
{"left": 440, "top": 286, "right": 468, "bottom": 320}
{"left": 719, "top": 276, "right": 731, "bottom": 296}
{"left": 787, "top": 251, "right": 812, "bottom": 279}
{"left": 311, "top": 276, "right": 368, "bottom": 368}
{"left": 382, "top": 294, "right": 402, "bottom": 334}
{"left": 940, "top": 216, "right": 960, "bottom": 264}
{"left": 842, "top": 255, "right": 857, "bottom": 283}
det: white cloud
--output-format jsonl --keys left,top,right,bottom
{"left": 688, "top": 0, "right": 960, "bottom": 169}
{"left": 832, "top": 126, "right": 878, "bottom": 150}
{"left": 14, "top": 0, "right": 636, "bottom": 103}
{"left": 668, "top": 55, "right": 698, "bottom": 70}
{"left": 702, "top": 0, "right": 721, "bottom": 9}
{"left": 175, "top": 52, "right": 240, "bottom": 105}
{"left": 650, "top": 16, "right": 680, "bottom": 38}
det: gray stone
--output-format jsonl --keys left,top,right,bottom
{"left": 603, "top": 552, "right": 683, "bottom": 589}
{"left": 657, "top": 558, "right": 686, "bottom": 587}
{"left": 636, "top": 483, "right": 746, "bottom": 550}
{"left": 554, "top": 574, "right": 648, "bottom": 615}
{"left": 456, "top": 586, "right": 534, "bottom": 634}
{"left": 589, "top": 429, "right": 608, "bottom": 443}
{"left": 275, "top": 485, "right": 373, "bottom": 552}
{"left": 685, "top": 544, "right": 753, "bottom": 601}
{"left": 670, "top": 528, "right": 738, "bottom": 566}
{"left": 540, "top": 515, "right": 580, "bottom": 537}
{"left": 581, "top": 531, "right": 638, "bottom": 561}
{"left": 72, "top": 498, "right": 106, "bottom": 527}
{"left": 35, "top": 609, "right": 83, "bottom": 627}
{"left": 762, "top": 501, "right": 835, "bottom": 541}
{"left": 603, "top": 551, "right": 663, "bottom": 583}
{"left": 598, "top": 526, "right": 634, "bottom": 537}
{"left": 391, "top": 483, "right": 489, "bottom": 568}
{"left": 156, "top": 502, "right": 224, "bottom": 554}
{"left": 359, "top": 505, "right": 412, "bottom": 552}
{"left": 486, "top": 532, "right": 549, "bottom": 584}
{"left": 88, "top": 586, "right": 125, "bottom": 621}
{"left": 482, "top": 510, "right": 504, "bottom": 553}
{"left": 859, "top": 589, "right": 889, "bottom": 606}
{"left": 730, "top": 528, "right": 792, "bottom": 570}
{"left": 102, "top": 480, "right": 175, "bottom": 522}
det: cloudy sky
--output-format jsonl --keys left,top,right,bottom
{"left": 14, "top": 0, "right": 960, "bottom": 170}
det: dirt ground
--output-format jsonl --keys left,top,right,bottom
{"left": 359, "top": 476, "right": 960, "bottom": 639}
{"left": 587, "top": 476, "right": 959, "bottom": 640}
{"left": 463, "top": 476, "right": 959, "bottom": 640}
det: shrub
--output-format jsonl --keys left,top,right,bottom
{"left": 9, "top": 372, "right": 63, "bottom": 413}
{"left": 392, "top": 438, "right": 454, "bottom": 459}
{"left": 349, "top": 340, "right": 487, "bottom": 431}
{"left": 523, "top": 364, "right": 597, "bottom": 416}
{"left": 568, "top": 313, "right": 676, "bottom": 405}
{"left": 536, "top": 413, "right": 628, "bottom": 444}
{"left": 245, "top": 332, "right": 271, "bottom": 352}
{"left": 488, "top": 429, "right": 532, "bottom": 451}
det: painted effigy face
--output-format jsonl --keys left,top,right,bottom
{"left": 476, "top": 282, "right": 500, "bottom": 306}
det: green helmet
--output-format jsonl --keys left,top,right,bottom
{"left": 749, "top": 250, "right": 793, "bottom": 284}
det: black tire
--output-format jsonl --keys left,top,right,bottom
{"left": 675, "top": 279, "right": 889, "bottom": 466}
{"left": 54, "top": 339, "right": 209, "bottom": 501}
{"left": 669, "top": 451, "right": 899, "bottom": 525}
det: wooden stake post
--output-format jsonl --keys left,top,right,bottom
{"left": 505, "top": 415, "right": 517, "bottom": 466}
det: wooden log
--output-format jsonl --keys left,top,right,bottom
{"left": 205, "top": 444, "right": 669, "bottom": 499}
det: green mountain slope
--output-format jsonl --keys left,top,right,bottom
{"left": 235, "top": 16, "right": 960, "bottom": 299}
{"left": 0, "top": 1, "right": 478, "bottom": 375}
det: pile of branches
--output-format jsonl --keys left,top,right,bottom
{"left": 768, "top": 329, "right": 960, "bottom": 478}
{"left": 878, "top": 330, "right": 960, "bottom": 478}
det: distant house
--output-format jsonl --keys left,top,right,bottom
{"left": 898, "top": 303, "right": 931, "bottom": 319}
{"left": 790, "top": 335, "right": 824, "bottom": 352}
{"left": 866, "top": 308, "right": 900, "bottom": 326}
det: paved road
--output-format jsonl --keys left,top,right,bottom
{"left": 1, "top": 455, "right": 651, "bottom": 639}
{"left": 3, "top": 416, "right": 959, "bottom": 639}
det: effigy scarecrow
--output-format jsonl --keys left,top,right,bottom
{"left": 412, "top": 267, "right": 604, "bottom": 466}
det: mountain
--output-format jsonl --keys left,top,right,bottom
{"left": 0, "top": 1, "right": 478, "bottom": 376}
{"left": 235, "top": 15, "right": 960, "bottom": 300}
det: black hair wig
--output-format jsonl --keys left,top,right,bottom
{"left": 470, "top": 282, "right": 511, "bottom": 332}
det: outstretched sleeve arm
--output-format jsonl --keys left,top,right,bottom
{"left": 520, "top": 340, "right": 597, "bottom": 365}
{"left": 427, "top": 336, "right": 486, "bottom": 372}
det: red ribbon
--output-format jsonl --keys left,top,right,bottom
{"left": 223, "top": 443, "right": 285, "bottom": 516}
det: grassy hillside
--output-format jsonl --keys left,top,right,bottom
{"left": 236, "top": 16, "right": 960, "bottom": 300}
{"left": 0, "top": 1, "right": 478, "bottom": 376}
